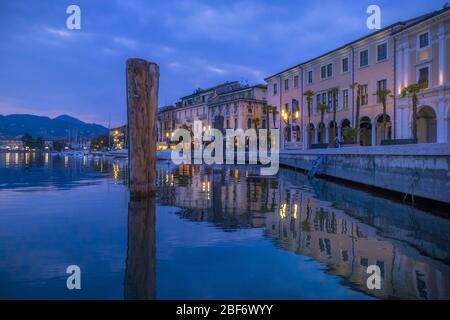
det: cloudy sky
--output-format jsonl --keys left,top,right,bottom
{"left": 0, "top": 0, "right": 444, "bottom": 126}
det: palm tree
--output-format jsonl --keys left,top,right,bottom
{"left": 271, "top": 107, "right": 279, "bottom": 129}
{"left": 330, "top": 87, "right": 340, "bottom": 140}
{"left": 252, "top": 118, "right": 261, "bottom": 130}
{"left": 402, "top": 82, "right": 427, "bottom": 140}
{"left": 262, "top": 104, "right": 273, "bottom": 129}
{"left": 304, "top": 90, "right": 315, "bottom": 126}
{"left": 317, "top": 103, "right": 327, "bottom": 143}
{"left": 350, "top": 82, "right": 361, "bottom": 143}
{"left": 374, "top": 88, "right": 392, "bottom": 141}
{"left": 317, "top": 103, "right": 327, "bottom": 126}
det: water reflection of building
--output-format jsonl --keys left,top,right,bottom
{"left": 156, "top": 163, "right": 450, "bottom": 299}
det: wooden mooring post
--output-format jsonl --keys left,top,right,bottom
{"left": 126, "top": 58, "right": 159, "bottom": 198}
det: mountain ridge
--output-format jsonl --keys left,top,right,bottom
{"left": 0, "top": 114, "right": 108, "bottom": 139}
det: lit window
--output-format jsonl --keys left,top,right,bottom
{"left": 360, "top": 85, "right": 368, "bottom": 105}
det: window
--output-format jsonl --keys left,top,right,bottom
{"left": 321, "top": 63, "right": 333, "bottom": 79}
{"left": 294, "top": 75, "right": 299, "bottom": 88}
{"left": 418, "top": 66, "right": 429, "bottom": 87}
{"left": 360, "top": 257, "right": 368, "bottom": 267}
{"left": 327, "top": 63, "right": 333, "bottom": 78}
{"left": 322, "top": 93, "right": 327, "bottom": 108}
{"left": 343, "top": 89, "right": 349, "bottom": 109}
{"left": 360, "top": 49, "right": 369, "bottom": 67}
{"left": 234, "top": 118, "right": 238, "bottom": 128}
{"left": 376, "top": 79, "right": 387, "bottom": 102}
{"left": 360, "top": 85, "right": 368, "bottom": 105}
{"left": 308, "top": 70, "right": 313, "bottom": 84}
{"left": 284, "top": 79, "right": 289, "bottom": 91}
{"left": 377, "top": 42, "right": 387, "bottom": 62}
{"left": 262, "top": 118, "right": 266, "bottom": 129}
{"left": 273, "top": 83, "right": 278, "bottom": 95}
{"left": 342, "top": 57, "right": 349, "bottom": 73}
{"left": 419, "top": 32, "right": 429, "bottom": 49}
{"left": 321, "top": 66, "right": 327, "bottom": 79}
{"left": 226, "top": 119, "right": 230, "bottom": 128}
{"left": 247, "top": 118, "right": 252, "bottom": 129}
{"left": 333, "top": 91, "right": 339, "bottom": 110}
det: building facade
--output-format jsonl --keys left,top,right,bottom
{"left": 157, "top": 82, "right": 268, "bottom": 145}
{"left": 265, "top": 6, "right": 449, "bottom": 150}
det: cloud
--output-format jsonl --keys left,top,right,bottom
{"left": 44, "top": 27, "right": 72, "bottom": 39}
{"left": 112, "top": 36, "right": 137, "bottom": 49}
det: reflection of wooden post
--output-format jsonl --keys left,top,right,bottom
{"left": 126, "top": 58, "right": 159, "bottom": 198}
{"left": 124, "top": 197, "right": 156, "bottom": 300}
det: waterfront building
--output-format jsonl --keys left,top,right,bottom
{"left": 157, "top": 82, "right": 268, "bottom": 145}
{"left": 110, "top": 125, "right": 126, "bottom": 150}
{"left": 208, "top": 84, "right": 267, "bottom": 132}
{"left": 0, "top": 139, "right": 23, "bottom": 151}
{"left": 157, "top": 105, "right": 176, "bottom": 144}
{"left": 174, "top": 82, "right": 241, "bottom": 132}
{"left": 394, "top": 8, "right": 450, "bottom": 143}
{"left": 265, "top": 6, "right": 449, "bottom": 150}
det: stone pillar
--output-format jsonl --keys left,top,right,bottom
{"left": 437, "top": 99, "right": 446, "bottom": 143}
{"left": 337, "top": 125, "right": 342, "bottom": 143}
{"left": 314, "top": 128, "right": 319, "bottom": 144}
{"left": 371, "top": 120, "right": 377, "bottom": 146}
{"left": 325, "top": 126, "right": 330, "bottom": 144}
{"left": 438, "top": 22, "right": 447, "bottom": 86}
{"left": 239, "top": 105, "right": 245, "bottom": 129}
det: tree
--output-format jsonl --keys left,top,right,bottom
{"left": 350, "top": 82, "right": 361, "bottom": 143}
{"left": 91, "top": 134, "right": 113, "bottom": 150}
{"left": 21, "top": 133, "right": 33, "bottom": 148}
{"left": 317, "top": 103, "right": 327, "bottom": 126}
{"left": 317, "top": 103, "right": 327, "bottom": 143}
{"left": 402, "top": 82, "right": 427, "bottom": 140}
{"left": 52, "top": 141, "right": 65, "bottom": 152}
{"left": 262, "top": 104, "right": 273, "bottom": 129}
{"left": 330, "top": 87, "right": 340, "bottom": 139}
{"left": 271, "top": 107, "right": 279, "bottom": 129}
{"left": 304, "top": 90, "right": 315, "bottom": 126}
{"left": 252, "top": 118, "right": 261, "bottom": 130}
{"left": 35, "top": 137, "right": 45, "bottom": 150}
{"left": 374, "top": 88, "right": 392, "bottom": 141}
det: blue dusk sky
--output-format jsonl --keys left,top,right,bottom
{"left": 0, "top": 0, "right": 445, "bottom": 126}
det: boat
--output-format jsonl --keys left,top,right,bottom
{"left": 108, "top": 149, "right": 128, "bottom": 158}
{"left": 156, "top": 149, "right": 172, "bottom": 160}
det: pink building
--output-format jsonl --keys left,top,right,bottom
{"left": 265, "top": 6, "right": 449, "bottom": 150}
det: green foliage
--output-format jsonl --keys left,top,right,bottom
{"left": 52, "top": 141, "right": 66, "bottom": 152}
{"left": 21, "top": 133, "right": 45, "bottom": 150}
{"left": 91, "top": 134, "right": 113, "bottom": 150}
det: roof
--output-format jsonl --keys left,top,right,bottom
{"left": 264, "top": 6, "right": 450, "bottom": 81}
{"left": 180, "top": 81, "right": 240, "bottom": 100}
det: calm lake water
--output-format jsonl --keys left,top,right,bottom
{"left": 0, "top": 152, "right": 449, "bottom": 300}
